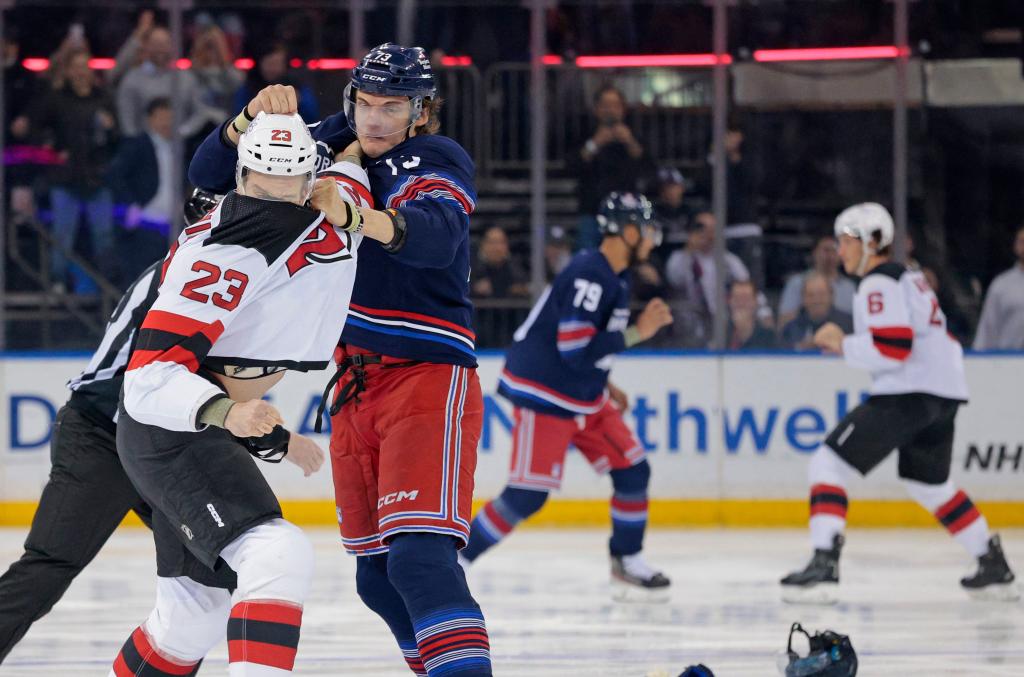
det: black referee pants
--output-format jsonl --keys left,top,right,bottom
{"left": 0, "top": 405, "right": 152, "bottom": 663}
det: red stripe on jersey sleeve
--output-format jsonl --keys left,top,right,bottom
{"left": 391, "top": 178, "right": 473, "bottom": 214}
{"left": 159, "top": 241, "right": 180, "bottom": 285}
{"left": 873, "top": 341, "right": 911, "bottom": 360}
{"left": 870, "top": 326, "right": 913, "bottom": 341}
{"left": 329, "top": 175, "right": 375, "bottom": 208}
{"left": 557, "top": 327, "right": 598, "bottom": 342}
{"left": 127, "top": 313, "right": 225, "bottom": 372}
{"left": 141, "top": 310, "right": 218, "bottom": 337}
{"left": 870, "top": 325, "right": 913, "bottom": 361}
{"left": 184, "top": 219, "right": 212, "bottom": 237}
{"left": 127, "top": 345, "right": 200, "bottom": 372}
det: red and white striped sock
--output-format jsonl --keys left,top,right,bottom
{"left": 227, "top": 599, "right": 303, "bottom": 675}
{"left": 903, "top": 479, "right": 991, "bottom": 558}
{"left": 110, "top": 626, "right": 201, "bottom": 677}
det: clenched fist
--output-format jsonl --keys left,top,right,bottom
{"left": 310, "top": 179, "right": 362, "bottom": 232}
{"left": 813, "top": 322, "right": 845, "bottom": 355}
{"left": 224, "top": 399, "right": 284, "bottom": 438}
{"left": 634, "top": 297, "right": 673, "bottom": 341}
{"left": 246, "top": 84, "right": 299, "bottom": 117}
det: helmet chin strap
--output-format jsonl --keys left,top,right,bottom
{"left": 855, "top": 239, "right": 874, "bottom": 276}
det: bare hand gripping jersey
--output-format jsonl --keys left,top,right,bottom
{"left": 123, "top": 161, "right": 372, "bottom": 431}
{"left": 842, "top": 262, "right": 969, "bottom": 401}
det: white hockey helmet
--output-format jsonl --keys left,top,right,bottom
{"left": 235, "top": 112, "right": 317, "bottom": 202}
{"left": 834, "top": 202, "right": 894, "bottom": 250}
{"left": 834, "top": 202, "right": 895, "bottom": 275}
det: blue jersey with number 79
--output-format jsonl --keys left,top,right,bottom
{"left": 498, "top": 250, "right": 631, "bottom": 418}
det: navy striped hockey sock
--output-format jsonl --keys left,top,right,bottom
{"left": 388, "top": 533, "right": 492, "bottom": 676}
{"left": 463, "top": 488, "right": 547, "bottom": 561}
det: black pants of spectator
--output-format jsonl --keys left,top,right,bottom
{"left": 0, "top": 405, "right": 152, "bottom": 663}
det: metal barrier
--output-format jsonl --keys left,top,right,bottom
{"left": 482, "top": 62, "right": 714, "bottom": 176}
{"left": 5, "top": 216, "right": 120, "bottom": 347}
{"left": 471, "top": 297, "right": 531, "bottom": 350}
{"left": 435, "top": 65, "right": 484, "bottom": 171}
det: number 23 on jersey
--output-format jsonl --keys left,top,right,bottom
{"left": 180, "top": 261, "right": 249, "bottom": 311}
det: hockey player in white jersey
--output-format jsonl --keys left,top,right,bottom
{"left": 109, "top": 112, "right": 381, "bottom": 675}
{"left": 781, "top": 202, "right": 1018, "bottom": 604}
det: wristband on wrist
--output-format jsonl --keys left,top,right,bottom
{"left": 231, "top": 110, "right": 252, "bottom": 136}
{"left": 382, "top": 208, "right": 408, "bottom": 253}
{"left": 346, "top": 205, "right": 364, "bottom": 234}
{"left": 624, "top": 326, "right": 643, "bottom": 348}
{"left": 198, "top": 394, "right": 235, "bottom": 428}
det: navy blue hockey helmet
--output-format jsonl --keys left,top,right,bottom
{"left": 183, "top": 188, "right": 220, "bottom": 226}
{"left": 779, "top": 623, "right": 858, "bottom": 677}
{"left": 344, "top": 43, "right": 437, "bottom": 136}
{"left": 596, "top": 192, "right": 661, "bottom": 245}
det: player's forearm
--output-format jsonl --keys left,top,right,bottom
{"left": 560, "top": 330, "right": 628, "bottom": 369}
{"left": 188, "top": 120, "right": 238, "bottom": 193}
{"left": 358, "top": 207, "right": 397, "bottom": 245}
{"left": 386, "top": 203, "right": 464, "bottom": 268}
{"left": 123, "top": 363, "right": 224, "bottom": 432}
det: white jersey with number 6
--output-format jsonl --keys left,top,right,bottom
{"left": 841, "top": 261, "right": 968, "bottom": 401}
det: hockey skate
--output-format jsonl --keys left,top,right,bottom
{"left": 611, "top": 553, "right": 671, "bottom": 603}
{"left": 780, "top": 534, "right": 842, "bottom": 605}
{"left": 961, "top": 535, "right": 1020, "bottom": 602}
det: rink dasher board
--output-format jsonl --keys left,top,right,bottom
{"left": 1, "top": 352, "right": 1022, "bottom": 527}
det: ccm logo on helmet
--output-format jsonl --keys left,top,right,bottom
{"left": 362, "top": 74, "right": 388, "bottom": 82}
{"left": 377, "top": 489, "right": 419, "bottom": 509}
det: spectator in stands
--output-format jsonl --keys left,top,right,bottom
{"left": 653, "top": 166, "right": 692, "bottom": 243}
{"left": 973, "top": 226, "right": 1024, "bottom": 350}
{"left": 576, "top": 85, "right": 651, "bottom": 249}
{"left": 46, "top": 23, "right": 91, "bottom": 92}
{"left": 545, "top": 225, "right": 573, "bottom": 281}
{"left": 233, "top": 43, "right": 318, "bottom": 123}
{"left": 779, "top": 271, "right": 853, "bottom": 350}
{"left": 108, "top": 98, "right": 176, "bottom": 234}
{"left": 109, "top": 10, "right": 155, "bottom": 86}
{"left": 117, "top": 26, "right": 210, "bottom": 138}
{"left": 29, "top": 47, "right": 118, "bottom": 291}
{"left": 727, "top": 280, "right": 776, "bottom": 350}
{"left": 777, "top": 235, "right": 856, "bottom": 327}
{"left": 4, "top": 29, "right": 36, "bottom": 144}
{"left": 190, "top": 25, "right": 243, "bottom": 120}
{"left": 4, "top": 28, "right": 42, "bottom": 228}
{"left": 472, "top": 226, "right": 529, "bottom": 298}
{"left": 663, "top": 211, "right": 750, "bottom": 347}
{"left": 708, "top": 118, "right": 755, "bottom": 224}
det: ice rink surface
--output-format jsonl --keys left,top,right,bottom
{"left": 1, "top": 527, "right": 1022, "bottom": 676}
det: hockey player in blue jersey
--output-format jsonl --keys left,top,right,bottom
{"left": 189, "top": 44, "right": 491, "bottom": 676}
{"left": 461, "top": 193, "right": 675, "bottom": 601}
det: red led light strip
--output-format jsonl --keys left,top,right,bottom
{"left": 21, "top": 46, "right": 906, "bottom": 73}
